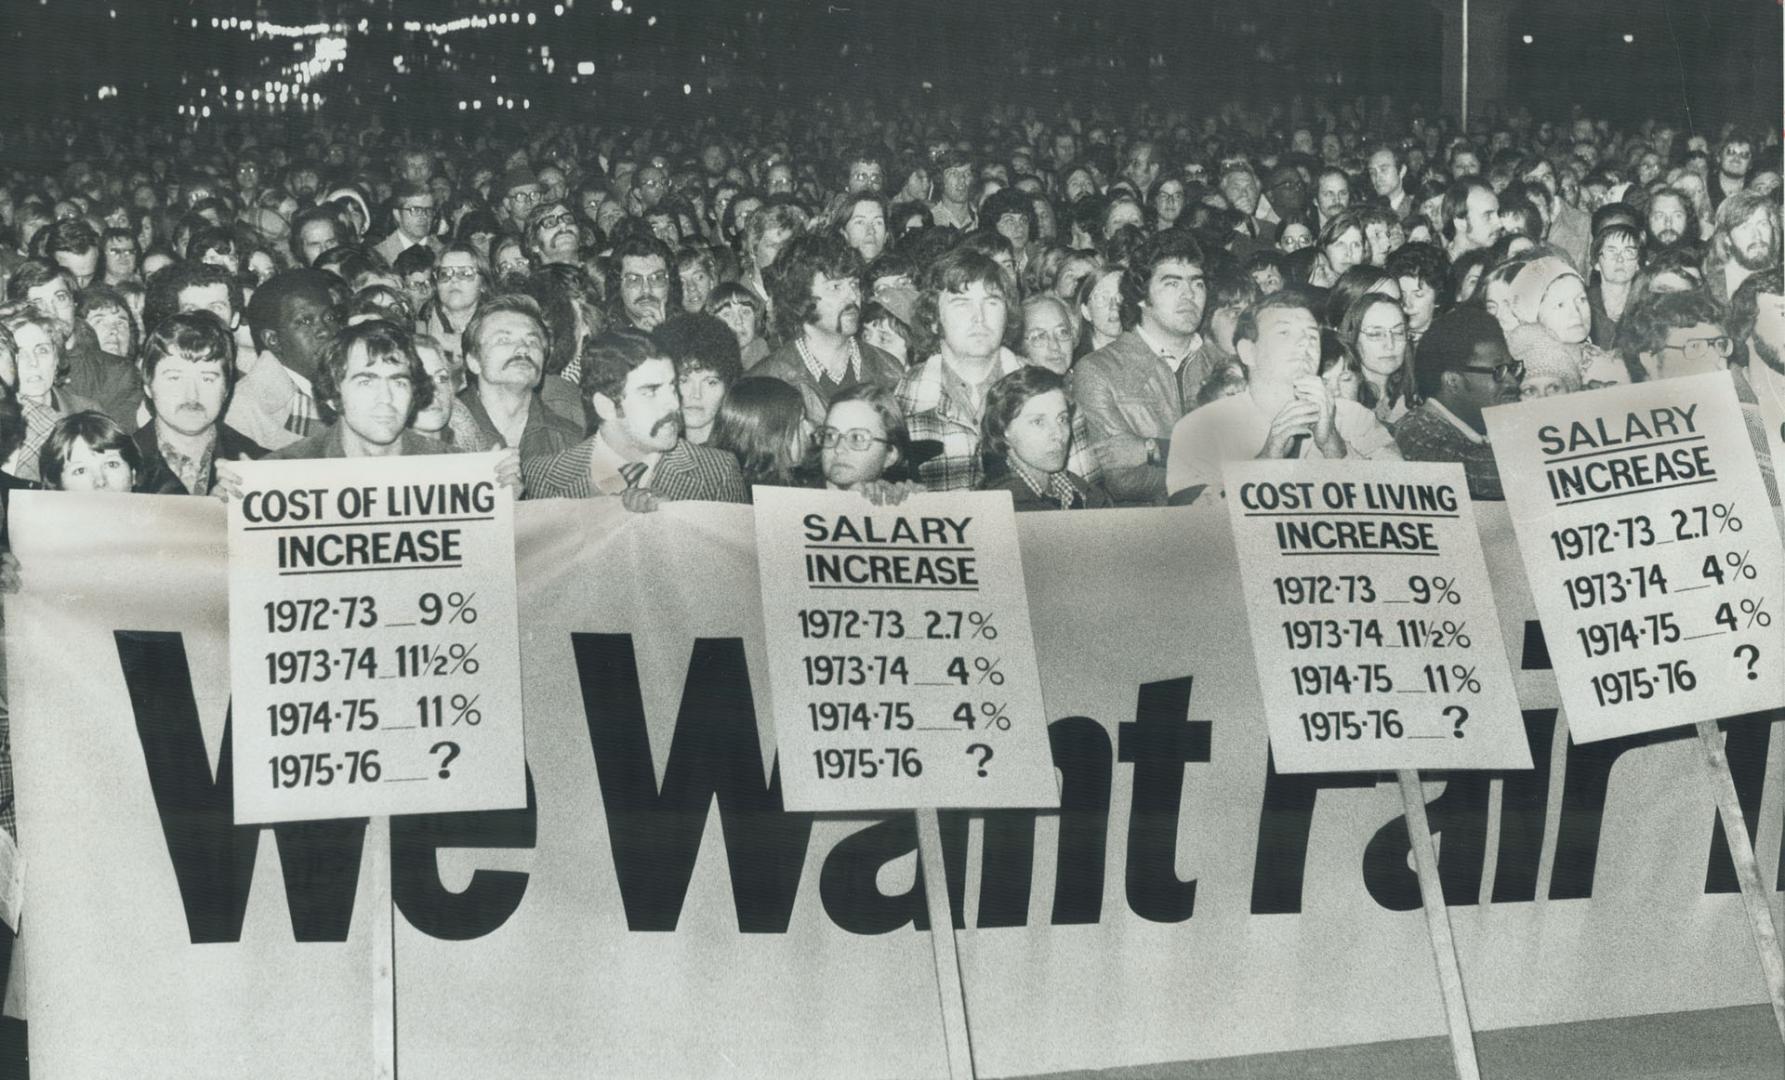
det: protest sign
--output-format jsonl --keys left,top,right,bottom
{"left": 227, "top": 454, "right": 525, "bottom": 822}
{"left": 1485, "top": 372, "right": 1785, "bottom": 742}
{"left": 8, "top": 496, "right": 1782, "bottom": 1079}
{"left": 1221, "top": 460, "right": 1529, "bottom": 773}
{"left": 752, "top": 488, "right": 1058, "bottom": 812}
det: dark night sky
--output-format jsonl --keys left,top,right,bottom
{"left": 1, "top": 1, "right": 1778, "bottom": 135}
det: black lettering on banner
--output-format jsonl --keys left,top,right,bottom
{"left": 570, "top": 633, "right": 812, "bottom": 933}
{"left": 1700, "top": 711, "right": 1785, "bottom": 895}
{"left": 1490, "top": 621, "right": 1556, "bottom": 905}
{"left": 115, "top": 630, "right": 366, "bottom": 944}
{"left": 819, "top": 815, "right": 928, "bottom": 934}
{"left": 391, "top": 769, "right": 538, "bottom": 940}
{"left": 1249, "top": 751, "right": 1374, "bottom": 915}
{"left": 1491, "top": 709, "right": 1558, "bottom": 904}
{"left": 1118, "top": 676, "right": 1210, "bottom": 923}
{"left": 1362, "top": 774, "right": 1489, "bottom": 910}
{"left": 1047, "top": 715, "right": 1113, "bottom": 926}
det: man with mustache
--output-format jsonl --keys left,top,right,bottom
{"left": 1070, "top": 230, "right": 1210, "bottom": 505}
{"left": 604, "top": 233, "right": 678, "bottom": 333}
{"left": 525, "top": 199, "right": 583, "bottom": 268}
{"left": 133, "top": 311, "right": 266, "bottom": 496}
{"left": 522, "top": 328, "right": 748, "bottom": 503}
{"left": 1702, "top": 189, "right": 1781, "bottom": 307}
{"left": 457, "top": 294, "right": 583, "bottom": 458}
{"left": 1645, "top": 188, "right": 1700, "bottom": 255}
{"left": 757, "top": 233, "right": 905, "bottom": 424}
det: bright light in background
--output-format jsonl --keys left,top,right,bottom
{"left": 1521, "top": 35, "right": 1533, "bottom": 44}
{"left": 1623, "top": 33, "right": 1634, "bottom": 43}
{"left": 577, "top": 61, "right": 596, "bottom": 75}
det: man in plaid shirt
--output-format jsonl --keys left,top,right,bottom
{"left": 896, "top": 248, "right": 1099, "bottom": 492}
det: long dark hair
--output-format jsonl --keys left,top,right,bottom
{"left": 708, "top": 376, "right": 811, "bottom": 490}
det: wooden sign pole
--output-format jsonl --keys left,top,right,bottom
{"left": 1398, "top": 769, "right": 1484, "bottom": 1080}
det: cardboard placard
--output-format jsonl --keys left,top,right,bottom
{"left": 1221, "top": 460, "right": 1530, "bottom": 773}
{"left": 227, "top": 453, "right": 525, "bottom": 822}
{"left": 752, "top": 487, "right": 1059, "bottom": 811}
{"left": 1484, "top": 372, "right": 1785, "bottom": 742}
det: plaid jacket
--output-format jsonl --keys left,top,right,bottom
{"left": 522, "top": 436, "right": 749, "bottom": 503}
{"left": 896, "top": 349, "right": 1103, "bottom": 493}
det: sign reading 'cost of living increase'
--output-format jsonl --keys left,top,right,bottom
{"left": 753, "top": 488, "right": 1059, "bottom": 812}
{"left": 1221, "top": 460, "right": 1529, "bottom": 773}
{"left": 227, "top": 453, "right": 526, "bottom": 823}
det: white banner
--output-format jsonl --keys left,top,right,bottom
{"left": 6, "top": 493, "right": 1782, "bottom": 1078}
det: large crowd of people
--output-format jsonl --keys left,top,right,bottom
{"left": 0, "top": 100, "right": 1779, "bottom": 527}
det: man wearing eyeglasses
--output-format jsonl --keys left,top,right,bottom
{"left": 496, "top": 167, "right": 545, "bottom": 233}
{"left": 1394, "top": 308, "right": 1520, "bottom": 500}
{"left": 525, "top": 200, "right": 582, "bottom": 268}
{"left": 375, "top": 182, "right": 443, "bottom": 267}
{"left": 604, "top": 233, "right": 679, "bottom": 333}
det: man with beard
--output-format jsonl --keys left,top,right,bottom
{"left": 229, "top": 268, "right": 345, "bottom": 451}
{"left": 1312, "top": 167, "right": 1352, "bottom": 232}
{"left": 758, "top": 233, "right": 905, "bottom": 423}
{"left": 521, "top": 328, "right": 748, "bottom": 502}
{"left": 526, "top": 199, "right": 582, "bottom": 267}
{"left": 133, "top": 312, "right": 266, "bottom": 495}
{"left": 1392, "top": 307, "right": 1520, "bottom": 500}
{"left": 1645, "top": 188, "right": 1700, "bottom": 254}
{"left": 374, "top": 182, "right": 443, "bottom": 266}
{"left": 1443, "top": 177, "right": 1502, "bottom": 260}
{"left": 457, "top": 294, "right": 583, "bottom": 459}
{"left": 1708, "top": 132, "right": 1754, "bottom": 212}
{"left": 604, "top": 232, "right": 678, "bottom": 333}
{"left": 1071, "top": 230, "right": 1209, "bottom": 505}
{"left": 290, "top": 206, "right": 344, "bottom": 268}
{"left": 1730, "top": 269, "right": 1785, "bottom": 477}
{"left": 1703, "top": 190, "right": 1781, "bottom": 306}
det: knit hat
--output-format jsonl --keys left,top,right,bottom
{"left": 497, "top": 166, "right": 540, "bottom": 201}
{"left": 1507, "top": 324, "right": 1583, "bottom": 395}
{"left": 1509, "top": 256, "right": 1583, "bottom": 326}
{"left": 1579, "top": 344, "right": 1631, "bottom": 388}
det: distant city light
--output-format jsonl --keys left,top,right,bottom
{"left": 1623, "top": 34, "right": 1634, "bottom": 44}
{"left": 1522, "top": 34, "right": 1534, "bottom": 44}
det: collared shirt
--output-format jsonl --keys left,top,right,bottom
{"left": 1427, "top": 399, "right": 1489, "bottom": 445}
{"left": 1007, "top": 454, "right": 1083, "bottom": 511}
{"left": 11, "top": 393, "right": 69, "bottom": 483}
{"left": 1166, "top": 389, "right": 1402, "bottom": 499}
{"left": 157, "top": 428, "right": 218, "bottom": 497}
{"left": 798, "top": 336, "right": 861, "bottom": 387}
{"left": 896, "top": 349, "right": 1024, "bottom": 492}
{"left": 587, "top": 429, "right": 662, "bottom": 495}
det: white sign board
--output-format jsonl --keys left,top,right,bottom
{"left": 753, "top": 488, "right": 1059, "bottom": 811}
{"left": 227, "top": 453, "right": 526, "bottom": 822}
{"left": 1484, "top": 372, "right": 1785, "bottom": 742}
{"left": 1221, "top": 460, "right": 1530, "bottom": 773}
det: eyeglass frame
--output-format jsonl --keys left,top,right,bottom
{"left": 1456, "top": 359, "right": 1525, "bottom": 383}
{"left": 816, "top": 427, "right": 892, "bottom": 451}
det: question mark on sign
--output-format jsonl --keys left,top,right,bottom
{"left": 966, "top": 743, "right": 993, "bottom": 776}
{"left": 431, "top": 741, "right": 461, "bottom": 778}
{"left": 1734, "top": 644, "right": 1760, "bottom": 680}
{"left": 1444, "top": 705, "right": 1469, "bottom": 739}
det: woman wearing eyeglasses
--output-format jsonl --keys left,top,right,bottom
{"left": 1337, "top": 292, "right": 1415, "bottom": 425}
{"left": 1588, "top": 223, "right": 1643, "bottom": 350}
{"left": 818, "top": 385, "right": 919, "bottom": 506}
{"left": 417, "top": 243, "right": 487, "bottom": 374}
